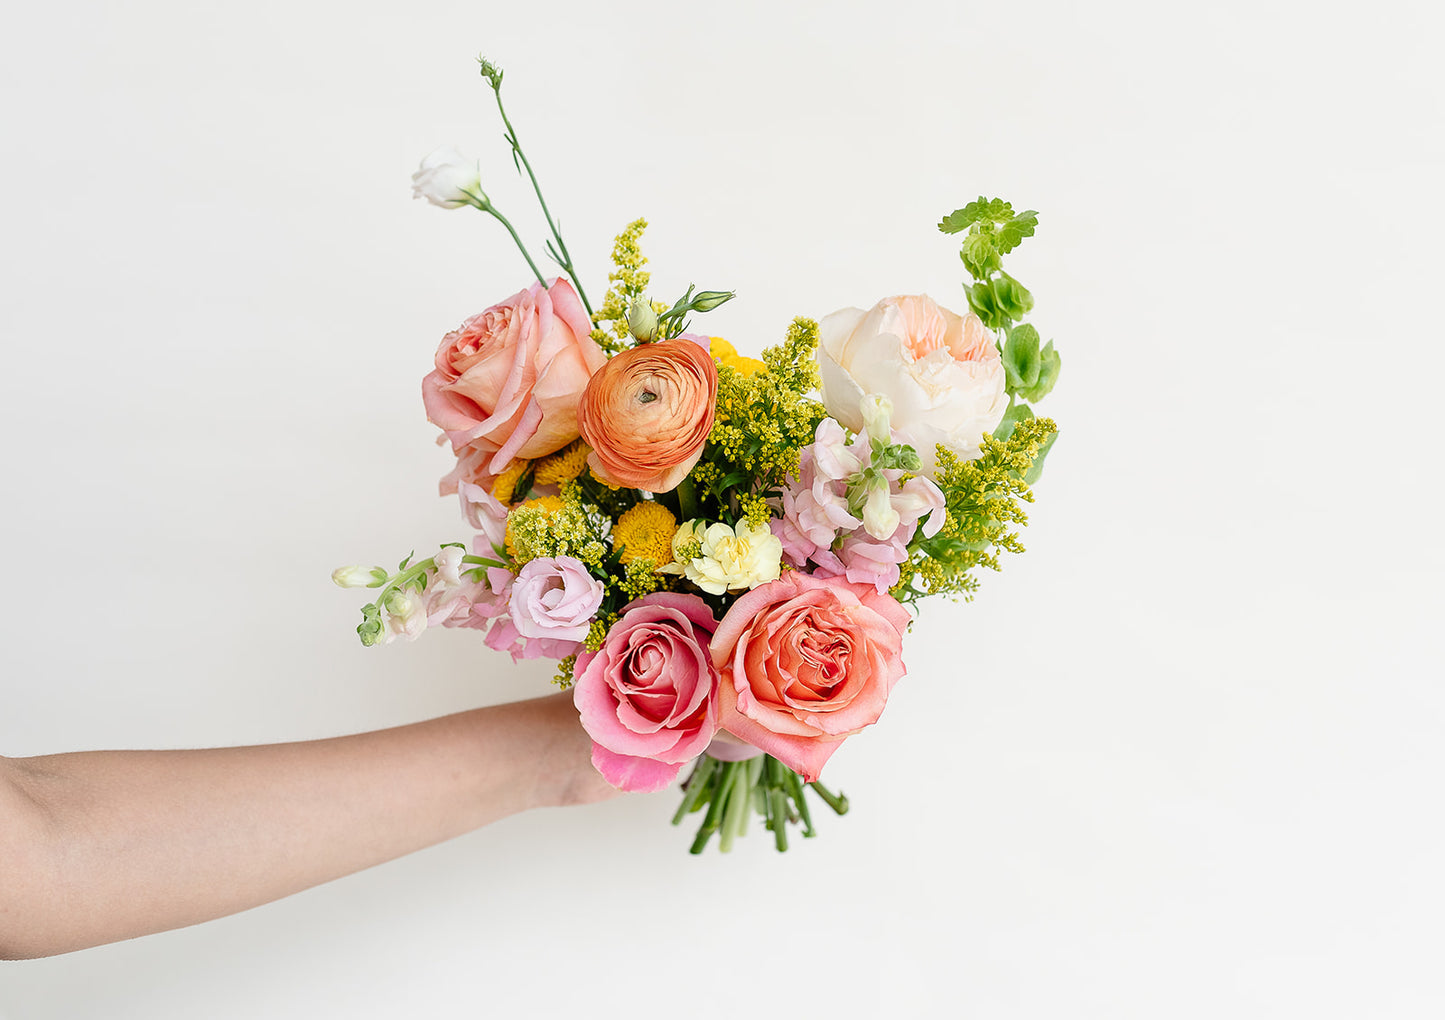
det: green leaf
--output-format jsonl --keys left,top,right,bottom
{"left": 996, "top": 210, "right": 1038, "bottom": 254}
{"left": 1002, "top": 324, "right": 1042, "bottom": 392}
{"left": 1018, "top": 340, "right": 1061, "bottom": 403}
{"left": 991, "top": 400, "right": 1035, "bottom": 441}
{"left": 938, "top": 197, "right": 1012, "bottom": 234}
{"left": 1024, "top": 429, "right": 1058, "bottom": 485}
{"left": 994, "top": 271, "right": 1034, "bottom": 319}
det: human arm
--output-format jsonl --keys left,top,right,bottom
{"left": 0, "top": 692, "right": 616, "bottom": 960}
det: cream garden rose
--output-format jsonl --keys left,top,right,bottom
{"left": 817, "top": 294, "right": 1008, "bottom": 476}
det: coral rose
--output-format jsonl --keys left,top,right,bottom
{"left": 817, "top": 294, "right": 1007, "bottom": 477}
{"left": 711, "top": 572, "right": 910, "bottom": 781}
{"left": 572, "top": 592, "right": 721, "bottom": 793}
{"left": 423, "top": 278, "right": 606, "bottom": 486}
{"left": 577, "top": 335, "right": 718, "bottom": 492}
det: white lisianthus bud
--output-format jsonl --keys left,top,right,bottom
{"left": 411, "top": 146, "right": 486, "bottom": 209}
{"left": 332, "top": 565, "right": 388, "bottom": 588}
{"left": 627, "top": 296, "right": 658, "bottom": 341}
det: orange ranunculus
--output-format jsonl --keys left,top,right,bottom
{"left": 577, "top": 335, "right": 718, "bottom": 493}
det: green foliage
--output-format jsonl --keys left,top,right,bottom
{"left": 893, "top": 416, "right": 1057, "bottom": 603}
{"left": 939, "top": 197, "right": 1038, "bottom": 281}
{"left": 964, "top": 271, "right": 1034, "bottom": 331}
{"left": 1000, "top": 324, "right": 1061, "bottom": 405}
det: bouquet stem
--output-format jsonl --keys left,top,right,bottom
{"left": 674, "top": 753, "right": 847, "bottom": 854}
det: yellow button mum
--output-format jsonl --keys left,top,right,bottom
{"left": 612, "top": 501, "right": 678, "bottom": 566}
{"left": 534, "top": 440, "right": 591, "bottom": 486}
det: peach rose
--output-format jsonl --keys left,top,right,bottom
{"left": 423, "top": 278, "right": 606, "bottom": 484}
{"left": 577, "top": 335, "right": 718, "bottom": 493}
{"left": 710, "top": 572, "right": 910, "bottom": 781}
{"left": 817, "top": 294, "right": 1007, "bottom": 476}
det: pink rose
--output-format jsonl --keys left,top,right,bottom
{"left": 710, "top": 572, "right": 910, "bottom": 781}
{"left": 573, "top": 592, "right": 721, "bottom": 793}
{"left": 423, "top": 278, "right": 607, "bottom": 483}
{"left": 486, "top": 556, "right": 603, "bottom": 661}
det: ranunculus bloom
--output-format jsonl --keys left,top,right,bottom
{"left": 817, "top": 295, "right": 1007, "bottom": 476}
{"left": 487, "top": 556, "right": 603, "bottom": 661}
{"left": 572, "top": 592, "right": 721, "bottom": 793}
{"left": 423, "top": 279, "right": 607, "bottom": 484}
{"left": 711, "top": 572, "right": 910, "bottom": 781}
{"left": 577, "top": 336, "right": 718, "bottom": 492}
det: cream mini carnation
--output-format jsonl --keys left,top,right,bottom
{"left": 659, "top": 519, "right": 783, "bottom": 595}
{"left": 338, "top": 62, "right": 1062, "bottom": 854}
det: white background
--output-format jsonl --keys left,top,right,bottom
{"left": 2, "top": 0, "right": 1441, "bottom": 1016}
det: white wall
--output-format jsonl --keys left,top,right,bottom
{"left": 2, "top": 0, "right": 1441, "bottom": 1016}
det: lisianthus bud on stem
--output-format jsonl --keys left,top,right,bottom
{"left": 411, "top": 147, "right": 487, "bottom": 210}
{"left": 626, "top": 296, "right": 658, "bottom": 341}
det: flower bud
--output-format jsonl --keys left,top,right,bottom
{"left": 411, "top": 146, "right": 486, "bottom": 210}
{"left": 690, "top": 290, "right": 734, "bottom": 313}
{"left": 626, "top": 296, "right": 658, "bottom": 341}
{"left": 332, "top": 565, "right": 389, "bottom": 589}
{"left": 860, "top": 393, "right": 894, "bottom": 448}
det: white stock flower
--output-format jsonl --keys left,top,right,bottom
{"left": 818, "top": 295, "right": 1007, "bottom": 477}
{"left": 411, "top": 146, "right": 484, "bottom": 209}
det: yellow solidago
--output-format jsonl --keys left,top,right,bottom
{"left": 707, "top": 317, "right": 827, "bottom": 493}
{"left": 490, "top": 459, "right": 530, "bottom": 505}
{"left": 534, "top": 440, "right": 590, "bottom": 486}
{"left": 612, "top": 501, "right": 677, "bottom": 566}
{"left": 504, "top": 495, "right": 563, "bottom": 560}
{"left": 505, "top": 484, "right": 608, "bottom": 565}
{"left": 591, "top": 219, "right": 651, "bottom": 352}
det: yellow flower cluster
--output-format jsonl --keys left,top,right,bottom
{"left": 612, "top": 501, "right": 677, "bottom": 566}
{"left": 490, "top": 459, "right": 530, "bottom": 504}
{"left": 709, "top": 338, "right": 766, "bottom": 377}
{"left": 504, "top": 484, "right": 609, "bottom": 567}
{"left": 533, "top": 440, "right": 590, "bottom": 486}
{"left": 708, "top": 318, "right": 827, "bottom": 491}
{"left": 591, "top": 218, "right": 651, "bottom": 352}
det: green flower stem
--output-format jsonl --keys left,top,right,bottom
{"left": 690, "top": 761, "right": 734, "bottom": 854}
{"left": 718, "top": 761, "right": 753, "bottom": 853}
{"left": 489, "top": 89, "right": 593, "bottom": 315}
{"left": 786, "top": 770, "right": 816, "bottom": 837}
{"left": 769, "top": 788, "right": 789, "bottom": 852}
{"left": 808, "top": 780, "right": 850, "bottom": 816}
{"left": 484, "top": 206, "right": 549, "bottom": 290}
{"left": 671, "top": 756, "right": 718, "bottom": 824}
{"left": 676, "top": 475, "right": 700, "bottom": 522}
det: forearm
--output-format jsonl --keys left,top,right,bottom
{"left": 0, "top": 693, "right": 613, "bottom": 960}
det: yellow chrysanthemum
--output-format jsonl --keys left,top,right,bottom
{"left": 709, "top": 337, "right": 737, "bottom": 360}
{"left": 505, "top": 495, "right": 564, "bottom": 558}
{"left": 533, "top": 440, "right": 591, "bottom": 486}
{"left": 612, "top": 501, "right": 678, "bottom": 566}
{"left": 490, "top": 459, "right": 530, "bottom": 505}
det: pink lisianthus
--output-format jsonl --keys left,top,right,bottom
{"left": 711, "top": 572, "right": 910, "bottom": 782}
{"left": 573, "top": 592, "right": 721, "bottom": 793}
{"left": 485, "top": 556, "right": 602, "bottom": 661}
{"left": 424, "top": 278, "right": 607, "bottom": 486}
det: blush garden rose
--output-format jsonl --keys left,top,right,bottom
{"left": 817, "top": 294, "right": 1008, "bottom": 477}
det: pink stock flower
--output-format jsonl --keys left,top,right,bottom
{"left": 711, "top": 572, "right": 910, "bottom": 782}
{"left": 424, "top": 278, "right": 607, "bottom": 488}
{"left": 773, "top": 418, "right": 945, "bottom": 592}
{"left": 573, "top": 593, "right": 721, "bottom": 793}
{"left": 486, "top": 556, "right": 602, "bottom": 661}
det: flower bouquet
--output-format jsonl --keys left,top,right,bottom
{"left": 336, "top": 59, "right": 1061, "bottom": 853}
